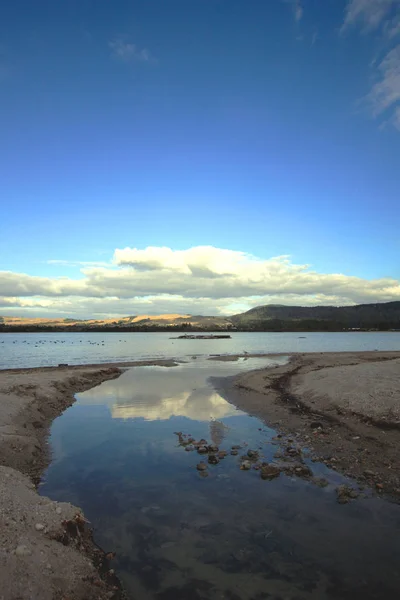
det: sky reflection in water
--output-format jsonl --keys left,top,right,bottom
{"left": 40, "top": 357, "right": 400, "bottom": 600}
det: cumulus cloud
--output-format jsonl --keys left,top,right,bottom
{"left": 0, "top": 246, "right": 399, "bottom": 318}
{"left": 109, "top": 39, "right": 155, "bottom": 63}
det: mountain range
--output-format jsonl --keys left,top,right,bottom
{"left": 1, "top": 301, "right": 400, "bottom": 332}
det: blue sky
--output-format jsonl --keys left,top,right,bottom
{"left": 1, "top": 0, "right": 399, "bottom": 317}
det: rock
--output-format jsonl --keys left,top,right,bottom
{"left": 240, "top": 460, "right": 252, "bottom": 470}
{"left": 197, "top": 446, "right": 208, "bottom": 454}
{"left": 247, "top": 449, "right": 259, "bottom": 459}
{"left": 208, "top": 444, "right": 219, "bottom": 453}
{"left": 55, "top": 506, "right": 62, "bottom": 515}
{"left": 286, "top": 446, "right": 300, "bottom": 457}
{"left": 231, "top": 444, "right": 241, "bottom": 450}
{"left": 185, "top": 445, "right": 195, "bottom": 451}
{"left": 312, "top": 477, "right": 329, "bottom": 488}
{"left": 196, "top": 462, "right": 207, "bottom": 471}
{"left": 15, "top": 545, "right": 32, "bottom": 557}
{"left": 35, "top": 523, "right": 45, "bottom": 531}
{"left": 376, "top": 483, "right": 384, "bottom": 490}
{"left": 199, "top": 471, "right": 209, "bottom": 478}
{"left": 336, "top": 484, "right": 359, "bottom": 504}
{"left": 208, "top": 455, "right": 219, "bottom": 465}
{"left": 363, "top": 469, "right": 375, "bottom": 477}
{"left": 294, "top": 465, "right": 313, "bottom": 477}
{"left": 260, "top": 463, "right": 281, "bottom": 480}
{"left": 218, "top": 450, "right": 228, "bottom": 459}
{"left": 230, "top": 449, "right": 239, "bottom": 456}
{"left": 310, "top": 421, "right": 323, "bottom": 429}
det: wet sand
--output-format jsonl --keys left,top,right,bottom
{"left": 229, "top": 351, "right": 400, "bottom": 497}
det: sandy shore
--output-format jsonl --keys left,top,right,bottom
{"left": 230, "top": 351, "right": 400, "bottom": 497}
{"left": 0, "top": 359, "right": 178, "bottom": 600}
{"left": 2, "top": 352, "right": 400, "bottom": 598}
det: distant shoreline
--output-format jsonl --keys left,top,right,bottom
{"left": 1, "top": 327, "right": 400, "bottom": 333}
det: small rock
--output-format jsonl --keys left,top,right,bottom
{"left": 208, "top": 455, "right": 219, "bottom": 465}
{"left": 260, "top": 463, "right": 281, "bottom": 480}
{"left": 55, "top": 506, "right": 62, "bottom": 515}
{"left": 197, "top": 446, "right": 208, "bottom": 454}
{"left": 45, "top": 563, "right": 52, "bottom": 570}
{"left": 218, "top": 450, "right": 228, "bottom": 459}
{"left": 230, "top": 449, "right": 239, "bottom": 456}
{"left": 15, "top": 545, "right": 32, "bottom": 557}
{"left": 240, "top": 460, "right": 252, "bottom": 470}
{"left": 286, "top": 446, "right": 300, "bottom": 457}
{"left": 185, "top": 445, "right": 195, "bottom": 452}
{"left": 336, "top": 484, "right": 359, "bottom": 504}
{"left": 231, "top": 444, "right": 241, "bottom": 450}
{"left": 310, "top": 421, "right": 323, "bottom": 429}
{"left": 376, "top": 483, "right": 384, "bottom": 490}
{"left": 199, "top": 470, "right": 209, "bottom": 478}
{"left": 363, "top": 469, "right": 375, "bottom": 477}
{"left": 312, "top": 477, "right": 328, "bottom": 488}
{"left": 197, "top": 462, "right": 207, "bottom": 471}
{"left": 35, "top": 523, "right": 45, "bottom": 531}
{"left": 247, "top": 449, "right": 259, "bottom": 459}
{"left": 208, "top": 444, "right": 219, "bottom": 453}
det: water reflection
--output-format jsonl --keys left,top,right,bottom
{"left": 78, "top": 363, "right": 253, "bottom": 421}
{"left": 40, "top": 357, "right": 400, "bottom": 600}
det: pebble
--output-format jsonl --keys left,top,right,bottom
{"left": 15, "top": 545, "right": 32, "bottom": 557}
{"left": 35, "top": 523, "right": 45, "bottom": 531}
{"left": 196, "top": 462, "right": 207, "bottom": 471}
{"left": 197, "top": 446, "right": 208, "bottom": 454}
{"left": 240, "top": 460, "right": 252, "bottom": 470}
{"left": 208, "top": 455, "right": 219, "bottom": 465}
{"left": 230, "top": 449, "right": 239, "bottom": 456}
{"left": 247, "top": 449, "right": 258, "bottom": 459}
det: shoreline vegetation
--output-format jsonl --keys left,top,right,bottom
{"left": 1, "top": 300, "right": 400, "bottom": 333}
{"left": 1, "top": 351, "right": 400, "bottom": 598}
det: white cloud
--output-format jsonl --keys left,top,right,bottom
{"left": 295, "top": 2, "right": 303, "bottom": 22}
{"left": 0, "top": 246, "right": 399, "bottom": 318}
{"left": 366, "top": 44, "right": 400, "bottom": 127}
{"left": 109, "top": 39, "right": 155, "bottom": 63}
{"left": 342, "top": 0, "right": 400, "bottom": 32}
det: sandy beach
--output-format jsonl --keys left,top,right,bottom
{"left": 229, "top": 351, "right": 400, "bottom": 496}
{"left": 1, "top": 351, "right": 400, "bottom": 599}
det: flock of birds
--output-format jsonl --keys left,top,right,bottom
{"left": 1, "top": 339, "right": 128, "bottom": 347}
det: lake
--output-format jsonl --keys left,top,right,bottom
{"left": 1, "top": 330, "right": 400, "bottom": 369}
{"left": 40, "top": 356, "right": 400, "bottom": 600}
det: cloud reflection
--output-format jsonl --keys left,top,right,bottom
{"left": 78, "top": 365, "right": 240, "bottom": 421}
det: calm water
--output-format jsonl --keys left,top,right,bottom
{"left": 40, "top": 357, "right": 400, "bottom": 600}
{"left": 1, "top": 331, "right": 400, "bottom": 369}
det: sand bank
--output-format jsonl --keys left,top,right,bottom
{"left": 230, "top": 351, "right": 400, "bottom": 497}
{"left": 0, "top": 360, "right": 176, "bottom": 600}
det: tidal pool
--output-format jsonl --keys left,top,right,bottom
{"left": 40, "top": 357, "right": 400, "bottom": 600}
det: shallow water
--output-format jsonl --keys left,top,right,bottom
{"left": 40, "top": 357, "right": 400, "bottom": 599}
{"left": 2, "top": 330, "right": 400, "bottom": 369}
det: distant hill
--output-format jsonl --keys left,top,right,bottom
{"left": 0, "top": 313, "right": 231, "bottom": 331}
{"left": 1, "top": 302, "right": 400, "bottom": 332}
{"left": 230, "top": 301, "right": 400, "bottom": 331}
